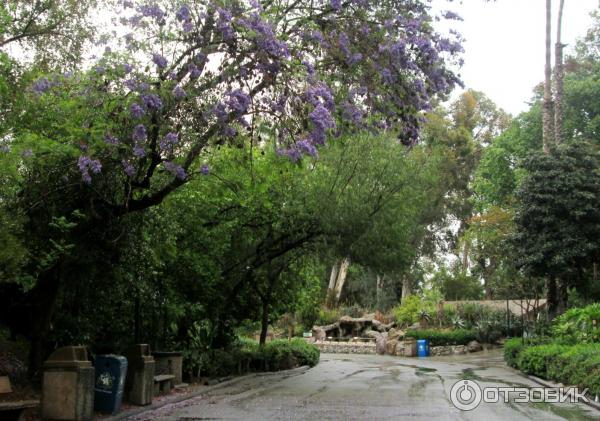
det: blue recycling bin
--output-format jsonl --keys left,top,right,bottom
{"left": 417, "top": 339, "right": 430, "bottom": 357}
{"left": 94, "top": 355, "right": 128, "bottom": 414}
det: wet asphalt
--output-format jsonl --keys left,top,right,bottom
{"left": 127, "top": 349, "right": 600, "bottom": 420}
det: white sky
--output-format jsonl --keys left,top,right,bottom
{"left": 433, "top": 0, "right": 599, "bottom": 115}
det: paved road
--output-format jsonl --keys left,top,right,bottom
{"left": 128, "top": 349, "right": 600, "bottom": 420}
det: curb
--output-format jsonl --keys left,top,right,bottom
{"left": 102, "top": 365, "right": 312, "bottom": 421}
{"left": 527, "top": 375, "right": 600, "bottom": 412}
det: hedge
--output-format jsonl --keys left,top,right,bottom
{"left": 404, "top": 329, "right": 477, "bottom": 346}
{"left": 505, "top": 340, "right": 600, "bottom": 397}
{"left": 204, "top": 338, "right": 320, "bottom": 377}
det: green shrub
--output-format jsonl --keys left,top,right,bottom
{"left": 316, "top": 307, "right": 341, "bottom": 325}
{"left": 404, "top": 329, "right": 477, "bottom": 346}
{"left": 553, "top": 303, "right": 600, "bottom": 344}
{"left": 394, "top": 296, "right": 434, "bottom": 327}
{"left": 510, "top": 342, "right": 600, "bottom": 397}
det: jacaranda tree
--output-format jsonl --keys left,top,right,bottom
{"left": 1, "top": 0, "right": 463, "bottom": 374}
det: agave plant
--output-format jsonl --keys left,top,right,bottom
{"left": 451, "top": 315, "right": 465, "bottom": 329}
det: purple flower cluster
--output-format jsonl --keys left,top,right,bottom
{"left": 141, "top": 93, "right": 163, "bottom": 109}
{"left": 78, "top": 156, "right": 102, "bottom": 184}
{"left": 442, "top": 10, "right": 463, "bottom": 21}
{"left": 130, "top": 103, "right": 145, "bottom": 118}
{"left": 239, "top": 13, "right": 289, "bottom": 58}
{"left": 217, "top": 8, "right": 234, "bottom": 40}
{"left": 139, "top": 4, "right": 165, "bottom": 22}
{"left": 164, "top": 161, "right": 186, "bottom": 180}
{"left": 103, "top": 133, "right": 120, "bottom": 145}
{"left": 32, "top": 77, "right": 56, "bottom": 94}
{"left": 306, "top": 83, "right": 335, "bottom": 111}
{"left": 176, "top": 4, "right": 191, "bottom": 21}
{"left": 159, "top": 132, "right": 179, "bottom": 152}
{"left": 152, "top": 53, "right": 168, "bottom": 69}
{"left": 132, "top": 124, "right": 147, "bottom": 156}
{"left": 173, "top": 85, "right": 186, "bottom": 98}
{"left": 123, "top": 63, "right": 134, "bottom": 74}
{"left": 309, "top": 104, "right": 336, "bottom": 144}
{"left": 200, "top": 164, "right": 210, "bottom": 176}
{"left": 122, "top": 160, "right": 136, "bottom": 177}
{"left": 188, "top": 63, "right": 202, "bottom": 79}
{"left": 226, "top": 89, "right": 251, "bottom": 114}
{"left": 330, "top": 0, "right": 342, "bottom": 11}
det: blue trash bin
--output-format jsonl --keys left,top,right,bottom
{"left": 94, "top": 355, "right": 128, "bottom": 414}
{"left": 417, "top": 339, "right": 430, "bottom": 357}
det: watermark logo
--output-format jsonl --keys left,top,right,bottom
{"left": 450, "top": 380, "right": 589, "bottom": 411}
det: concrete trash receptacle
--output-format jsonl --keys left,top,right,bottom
{"left": 403, "top": 338, "right": 418, "bottom": 357}
{"left": 42, "top": 346, "right": 94, "bottom": 421}
{"left": 124, "top": 344, "right": 155, "bottom": 406}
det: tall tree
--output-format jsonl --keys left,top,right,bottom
{"left": 543, "top": 0, "right": 554, "bottom": 154}
{"left": 554, "top": 0, "right": 566, "bottom": 144}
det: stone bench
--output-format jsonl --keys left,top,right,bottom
{"left": 0, "top": 400, "right": 39, "bottom": 421}
{"left": 153, "top": 374, "right": 175, "bottom": 396}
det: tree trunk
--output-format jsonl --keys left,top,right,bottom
{"left": 376, "top": 274, "right": 383, "bottom": 311}
{"left": 259, "top": 298, "right": 269, "bottom": 346}
{"left": 546, "top": 277, "right": 558, "bottom": 319}
{"left": 401, "top": 275, "right": 412, "bottom": 301}
{"left": 333, "top": 257, "right": 350, "bottom": 303}
{"left": 543, "top": 0, "right": 554, "bottom": 154}
{"left": 325, "top": 260, "right": 340, "bottom": 308}
{"left": 554, "top": 0, "right": 566, "bottom": 144}
{"left": 28, "top": 266, "right": 62, "bottom": 379}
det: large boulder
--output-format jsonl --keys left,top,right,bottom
{"left": 467, "top": 340, "right": 483, "bottom": 353}
{"left": 388, "top": 328, "right": 405, "bottom": 341}
{"left": 312, "top": 322, "right": 340, "bottom": 339}
{"left": 312, "top": 327, "right": 326, "bottom": 341}
{"left": 363, "top": 330, "right": 381, "bottom": 340}
{"left": 407, "top": 322, "right": 421, "bottom": 330}
{"left": 376, "top": 333, "right": 388, "bottom": 355}
{"left": 385, "top": 339, "right": 398, "bottom": 356}
{"left": 339, "top": 316, "right": 374, "bottom": 337}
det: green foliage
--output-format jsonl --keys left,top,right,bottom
{"left": 553, "top": 304, "right": 600, "bottom": 344}
{"left": 199, "top": 338, "right": 320, "bottom": 378}
{"left": 505, "top": 338, "right": 600, "bottom": 396}
{"left": 430, "top": 267, "right": 483, "bottom": 301}
{"left": 404, "top": 329, "right": 477, "bottom": 346}
{"left": 393, "top": 295, "right": 433, "bottom": 327}
{"left": 316, "top": 308, "right": 341, "bottom": 326}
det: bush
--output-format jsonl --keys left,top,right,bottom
{"left": 404, "top": 329, "right": 477, "bottom": 346}
{"left": 316, "top": 307, "right": 341, "bottom": 325}
{"left": 393, "top": 296, "right": 434, "bottom": 327}
{"left": 506, "top": 340, "right": 600, "bottom": 397}
{"left": 553, "top": 303, "right": 600, "bottom": 344}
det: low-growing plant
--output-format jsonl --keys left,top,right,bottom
{"left": 404, "top": 329, "right": 477, "bottom": 346}
{"left": 394, "top": 296, "right": 433, "bottom": 327}
{"left": 316, "top": 307, "right": 341, "bottom": 326}
{"left": 553, "top": 303, "right": 600, "bottom": 344}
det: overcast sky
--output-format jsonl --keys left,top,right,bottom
{"left": 433, "top": 0, "right": 599, "bottom": 115}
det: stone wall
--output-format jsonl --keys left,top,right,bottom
{"left": 314, "top": 341, "right": 377, "bottom": 355}
{"left": 430, "top": 345, "right": 468, "bottom": 356}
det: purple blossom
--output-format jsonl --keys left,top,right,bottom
{"left": 152, "top": 53, "right": 168, "bottom": 69}
{"left": 381, "top": 68, "right": 394, "bottom": 84}
{"left": 130, "top": 103, "right": 145, "bottom": 118}
{"left": 103, "top": 133, "right": 119, "bottom": 145}
{"left": 302, "top": 60, "right": 315, "bottom": 75}
{"left": 310, "top": 104, "right": 336, "bottom": 129}
{"left": 122, "top": 160, "right": 136, "bottom": 177}
{"left": 442, "top": 10, "right": 463, "bottom": 21}
{"left": 176, "top": 4, "right": 191, "bottom": 21}
{"left": 330, "top": 0, "right": 342, "bottom": 11}
{"left": 250, "top": 0, "right": 263, "bottom": 10}
{"left": 200, "top": 164, "right": 210, "bottom": 176}
{"left": 239, "top": 13, "right": 289, "bottom": 58}
{"left": 21, "top": 149, "right": 33, "bottom": 158}
{"left": 32, "top": 77, "right": 54, "bottom": 94}
{"left": 159, "top": 132, "right": 179, "bottom": 151}
{"left": 78, "top": 156, "right": 102, "bottom": 184}
{"left": 94, "top": 66, "right": 106, "bottom": 74}
{"left": 0, "top": 145, "right": 10, "bottom": 153}
{"left": 297, "top": 139, "right": 317, "bottom": 156}
{"left": 341, "top": 101, "right": 363, "bottom": 124}
{"left": 226, "top": 89, "right": 251, "bottom": 114}
{"left": 183, "top": 20, "right": 194, "bottom": 33}
{"left": 212, "top": 102, "right": 228, "bottom": 121}
{"left": 132, "top": 124, "right": 147, "bottom": 142}
{"left": 306, "top": 83, "right": 335, "bottom": 111}
{"left": 133, "top": 144, "right": 146, "bottom": 157}
{"left": 123, "top": 63, "right": 134, "bottom": 74}
{"left": 188, "top": 63, "right": 202, "bottom": 79}
{"left": 164, "top": 161, "right": 186, "bottom": 180}
{"left": 173, "top": 85, "right": 186, "bottom": 98}
{"left": 222, "top": 126, "right": 237, "bottom": 137}
{"left": 217, "top": 8, "right": 234, "bottom": 40}
{"left": 141, "top": 93, "right": 162, "bottom": 109}
{"left": 139, "top": 4, "right": 165, "bottom": 21}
